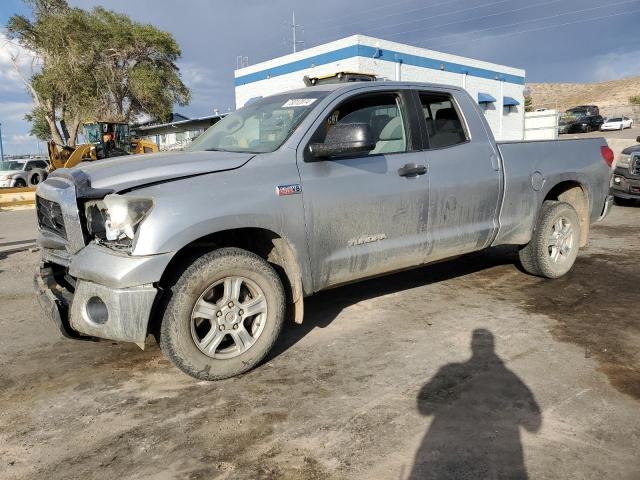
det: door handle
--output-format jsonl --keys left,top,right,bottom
{"left": 398, "top": 163, "right": 428, "bottom": 178}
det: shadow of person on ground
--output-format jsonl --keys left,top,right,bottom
{"left": 409, "top": 329, "right": 541, "bottom": 480}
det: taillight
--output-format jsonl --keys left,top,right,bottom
{"left": 601, "top": 145, "right": 614, "bottom": 168}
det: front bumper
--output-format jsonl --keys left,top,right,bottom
{"left": 611, "top": 171, "right": 640, "bottom": 199}
{"left": 34, "top": 262, "right": 158, "bottom": 345}
{"left": 0, "top": 178, "right": 15, "bottom": 188}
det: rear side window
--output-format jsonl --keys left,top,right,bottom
{"left": 419, "top": 92, "right": 467, "bottom": 149}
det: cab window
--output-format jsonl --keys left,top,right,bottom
{"left": 419, "top": 92, "right": 467, "bottom": 149}
{"left": 311, "top": 92, "right": 409, "bottom": 156}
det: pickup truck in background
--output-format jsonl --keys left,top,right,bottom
{"left": 611, "top": 136, "right": 640, "bottom": 205}
{"left": 34, "top": 82, "right": 614, "bottom": 380}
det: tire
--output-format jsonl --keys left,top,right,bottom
{"left": 27, "top": 168, "right": 47, "bottom": 186}
{"left": 159, "top": 247, "right": 285, "bottom": 381}
{"left": 518, "top": 201, "right": 581, "bottom": 279}
{"left": 13, "top": 178, "right": 27, "bottom": 188}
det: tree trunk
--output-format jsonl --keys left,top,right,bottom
{"left": 59, "top": 117, "right": 71, "bottom": 144}
{"left": 43, "top": 99, "right": 65, "bottom": 146}
{"left": 59, "top": 102, "right": 71, "bottom": 143}
{"left": 67, "top": 115, "right": 82, "bottom": 147}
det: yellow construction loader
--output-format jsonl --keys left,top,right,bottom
{"left": 47, "top": 121, "right": 158, "bottom": 171}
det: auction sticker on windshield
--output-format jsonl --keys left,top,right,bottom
{"left": 282, "top": 98, "right": 317, "bottom": 108}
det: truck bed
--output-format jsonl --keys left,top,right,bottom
{"left": 494, "top": 137, "right": 610, "bottom": 246}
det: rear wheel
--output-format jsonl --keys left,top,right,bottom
{"left": 159, "top": 247, "right": 285, "bottom": 380}
{"left": 518, "top": 201, "right": 581, "bottom": 278}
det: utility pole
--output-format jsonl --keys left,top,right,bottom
{"left": 289, "top": 12, "right": 304, "bottom": 53}
{"left": 0, "top": 123, "right": 4, "bottom": 162}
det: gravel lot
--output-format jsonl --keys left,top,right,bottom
{"left": 1, "top": 205, "right": 639, "bottom": 479}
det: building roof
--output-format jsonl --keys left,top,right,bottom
{"left": 234, "top": 34, "right": 525, "bottom": 87}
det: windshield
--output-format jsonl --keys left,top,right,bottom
{"left": 607, "top": 118, "right": 622, "bottom": 122}
{"left": 0, "top": 161, "right": 24, "bottom": 171}
{"left": 188, "top": 91, "right": 329, "bottom": 154}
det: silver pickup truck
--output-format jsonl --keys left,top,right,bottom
{"left": 34, "top": 82, "right": 614, "bottom": 380}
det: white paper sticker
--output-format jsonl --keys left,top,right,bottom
{"left": 282, "top": 98, "right": 317, "bottom": 108}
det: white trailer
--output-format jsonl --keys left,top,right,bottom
{"left": 234, "top": 35, "right": 526, "bottom": 141}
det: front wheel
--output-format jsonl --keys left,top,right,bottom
{"left": 159, "top": 247, "right": 285, "bottom": 380}
{"left": 518, "top": 201, "right": 581, "bottom": 278}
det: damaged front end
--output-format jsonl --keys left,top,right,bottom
{"left": 33, "top": 170, "right": 164, "bottom": 348}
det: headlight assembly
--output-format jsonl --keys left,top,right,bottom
{"left": 102, "top": 194, "right": 154, "bottom": 242}
{"left": 617, "top": 154, "right": 631, "bottom": 169}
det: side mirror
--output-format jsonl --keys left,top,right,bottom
{"left": 309, "top": 123, "right": 376, "bottom": 158}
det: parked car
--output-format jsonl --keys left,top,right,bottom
{"left": 611, "top": 135, "right": 640, "bottom": 205}
{"left": 566, "top": 115, "right": 604, "bottom": 133}
{"left": 600, "top": 116, "right": 633, "bottom": 131}
{"left": 566, "top": 105, "right": 599, "bottom": 116}
{"left": 34, "top": 82, "right": 614, "bottom": 380}
{"left": 0, "top": 158, "right": 49, "bottom": 188}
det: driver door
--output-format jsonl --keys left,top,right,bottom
{"left": 297, "top": 89, "right": 431, "bottom": 290}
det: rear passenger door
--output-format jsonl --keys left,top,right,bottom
{"left": 417, "top": 90, "right": 502, "bottom": 261}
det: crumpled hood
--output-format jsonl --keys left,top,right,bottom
{"left": 70, "top": 150, "right": 255, "bottom": 192}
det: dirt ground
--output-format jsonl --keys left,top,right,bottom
{"left": 1, "top": 205, "right": 639, "bottom": 480}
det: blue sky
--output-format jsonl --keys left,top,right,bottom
{"left": 1, "top": 0, "right": 639, "bottom": 155}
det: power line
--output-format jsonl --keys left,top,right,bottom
{"left": 381, "top": 0, "right": 569, "bottom": 40}
{"left": 309, "top": 0, "right": 421, "bottom": 28}
{"left": 418, "top": 0, "right": 639, "bottom": 47}
{"left": 310, "top": 0, "right": 509, "bottom": 36}
{"left": 432, "top": 7, "right": 640, "bottom": 49}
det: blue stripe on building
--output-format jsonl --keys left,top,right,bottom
{"left": 235, "top": 44, "right": 525, "bottom": 86}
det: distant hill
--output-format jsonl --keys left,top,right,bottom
{"left": 527, "top": 76, "right": 640, "bottom": 113}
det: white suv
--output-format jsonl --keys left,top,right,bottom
{"left": 0, "top": 159, "right": 49, "bottom": 188}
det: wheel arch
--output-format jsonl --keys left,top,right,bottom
{"left": 158, "top": 227, "right": 305, "bottom": 325}
{"left": 542, "top": 180, "right": 590, "bottom": 247}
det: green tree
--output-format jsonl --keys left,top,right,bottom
{"left": 7, "top": 0, "right": 190, "bottom": 146}
{"left": 630, "top": 95, "right": 640, "bottom": 105}
{"left": 524, "top": 95, "right": 534, "bottom": 113}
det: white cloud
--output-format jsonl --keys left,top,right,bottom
{"left": 592, "top": 50, "right": 640, "bottom": 82}
{"left": 0, "top": 101, "right": 34, "bottom": 122}
{"left": 9, "top": 133, "right": 33, "bottom": 145}
{"left": 0, "top": 32, "right": 39, "bottom": 94}
{"left": 179, "top": 61, "right": 210, "bottom": 86}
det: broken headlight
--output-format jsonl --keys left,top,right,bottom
{"left": 103, "top": 194, "right": 154, "bottom": 241}
{"left": 85, "top": 194, "right": 153, "bottom": 248}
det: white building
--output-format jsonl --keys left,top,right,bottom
{"left": 234, "top": 35, "right": 526, "bottom": 141}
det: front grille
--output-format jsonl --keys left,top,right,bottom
{"left": 36, "top": 196, "right": 67, "bottom": 239}
{"left": 632, "top": 156, "right": 640, "bottom": 176}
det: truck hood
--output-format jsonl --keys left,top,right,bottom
{"left": 72, "top": 150, "right": 255, "bottom": 192}
{"left": 622, "top": 144, "right": 640, "bottom": 155}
